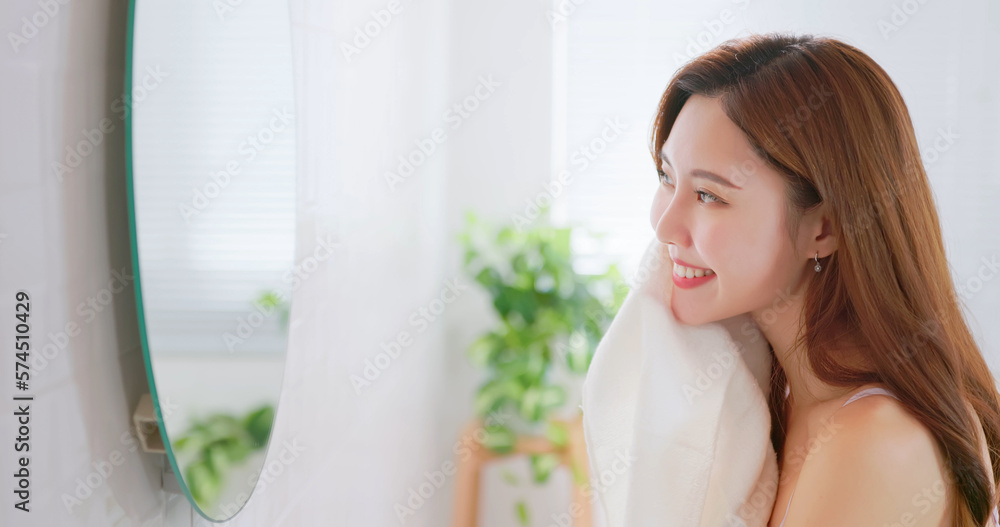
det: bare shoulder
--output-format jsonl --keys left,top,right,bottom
{"left": 782, "top": 393, "right": 949, "bottom": 527}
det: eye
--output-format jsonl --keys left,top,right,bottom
{"left": 659, "top": 169, "right": 725, "bottom": 205}
{"left": 695, "top": 189, "right": 722, "bottom": 204}
{"left": 657, "top": 169, "right": 673, "bottom": 186}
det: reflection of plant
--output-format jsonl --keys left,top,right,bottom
{"left": 255, "top": 290, "right": 290, "bottom": 330}
{"left": 173, "top": 404, "right": 275, "bottom": 507}
{"left": 457, "top": 209, "right": 625, "bottom": 524}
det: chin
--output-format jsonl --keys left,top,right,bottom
{"left": 670, "top": 300, "right": 709, "bottom": 326}
{"left": 671, "top": 296, "right": 736, "bottom": 326}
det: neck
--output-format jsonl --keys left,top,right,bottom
{"left": 752, "top": 291, "right": 859, "bottom": 413}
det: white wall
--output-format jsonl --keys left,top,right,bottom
{"left": 0, "top": 0, "right": 167, "bottom": 524}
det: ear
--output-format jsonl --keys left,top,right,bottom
{"left": 798, "top": 202, "right": 838, "bottom": 260}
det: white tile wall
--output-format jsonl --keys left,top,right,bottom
{"left": 0, "top": 0, "right": 168, "bottom": 521}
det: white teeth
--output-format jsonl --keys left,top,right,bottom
{"left": 674, "top": 263, "right": 714, "bottom": 278}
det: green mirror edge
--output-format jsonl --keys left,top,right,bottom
{"left": 123, "top": 0, "right": 214, "bottom": 521}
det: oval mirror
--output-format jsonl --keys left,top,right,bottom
{"left": 124, "top": 0, "right": 296, "bottom": 521}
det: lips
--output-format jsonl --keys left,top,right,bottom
{"left": 670, "top": 256, "right": 716, "bottom": 289}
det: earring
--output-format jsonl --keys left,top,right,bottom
{"left": 814, "top": 252, "right": 822, "bottom": 272}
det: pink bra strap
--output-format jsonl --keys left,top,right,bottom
{"left": 841, "top": 387, "right": 899, "bottom": 407}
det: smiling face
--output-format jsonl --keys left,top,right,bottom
{"left": 650, "top": 93, "right": 822, "bottom": 326}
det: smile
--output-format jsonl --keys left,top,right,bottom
{"left": 671, "top": 261, "right": 716, "bottom": 289}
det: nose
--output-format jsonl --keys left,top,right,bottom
{"left": 651, "top": 191, "right": 692, "bottom": 249}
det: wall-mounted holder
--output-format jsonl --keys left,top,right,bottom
{"left": 133, "top": 393, "right": 182, "bottom": 495}
{"left": 133, "top": 393, "right": 165, "bottom": 453}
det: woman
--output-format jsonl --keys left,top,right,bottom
{"left": 648, "top": 33, "right": 1000, "bottom": 526}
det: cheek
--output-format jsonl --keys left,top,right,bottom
{"left": 710, "top": 212, "right": 792, "bottom": 288}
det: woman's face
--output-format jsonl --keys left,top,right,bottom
{"left": 649, "top": 94, "right": 815, "bottom": 326}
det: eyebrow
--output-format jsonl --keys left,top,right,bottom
{"left": 659, "top": 150, "right": 742, "bottom": 190}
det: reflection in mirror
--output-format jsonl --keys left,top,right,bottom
{"left": 127, "top": 0, "right": 295, "bottom": 520}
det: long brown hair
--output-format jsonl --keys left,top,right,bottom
{"left": 649, "top": 32, "right": 1000, "bottom": 525}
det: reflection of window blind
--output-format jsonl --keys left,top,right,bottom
{"left": 553, "top": 2, "right": 735, "bottom": 279}
{"left": 132, "top": 1, "right": 295, "bottom": 355}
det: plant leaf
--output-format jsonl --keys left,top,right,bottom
{"left": 515, "top": 500, "right": 529, "bottom": 525}
{"left": 478, "top": 424, "right": 515, "bottom": 454}
{"left": 545, "top": 421, "right": 569, "bottom": 449}
{"left": 501, "top": 469, "right": 519, "bottom": 485}
{"left": 529, "top": 453, "right": 560, "bottom": 484}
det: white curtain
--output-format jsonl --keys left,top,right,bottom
{"left": 275, "top": 0, "right": 454, "bottom": 524}
{"left": 271, "top": 0, "right": 583, "bottom": 524}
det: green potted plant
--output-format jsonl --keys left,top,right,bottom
{"left": 173, "top": 404, "right": 275, "bottom": 508}
{"left": 454, "top": 207, "right": 627, "bottom": 525}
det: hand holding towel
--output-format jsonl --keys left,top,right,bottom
{"left": 581, "top": 236, "right": 779, "bottom": 526}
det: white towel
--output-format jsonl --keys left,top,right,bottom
{"left": 581, "top": 236, "right": 779, "bottom": 526}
